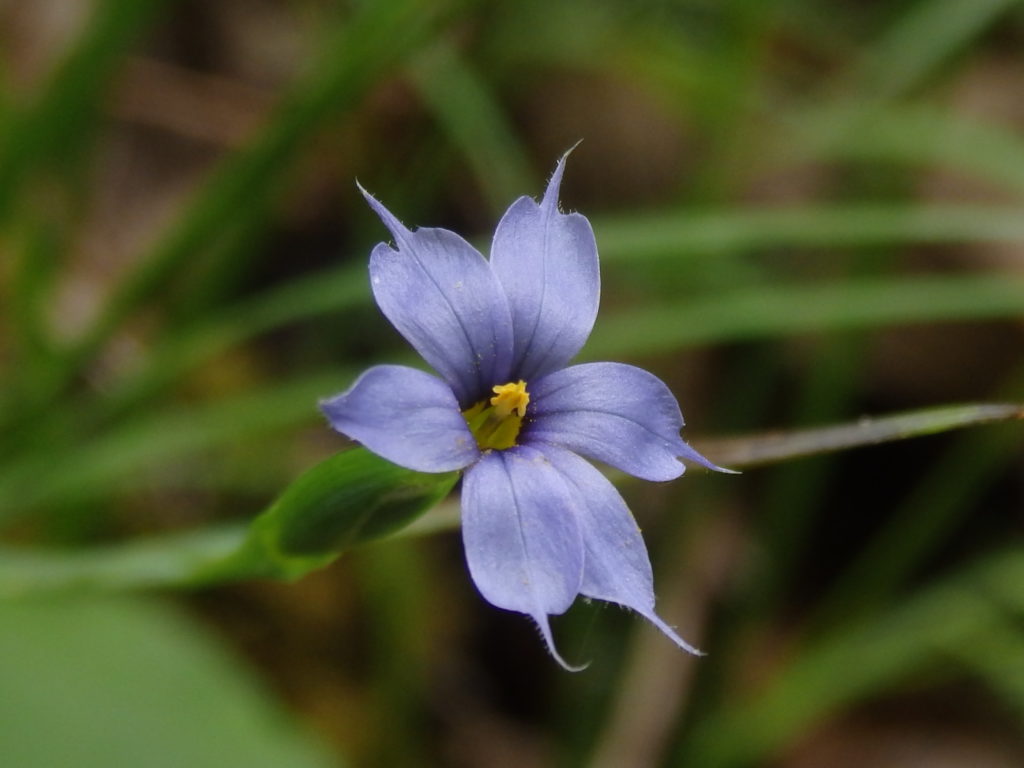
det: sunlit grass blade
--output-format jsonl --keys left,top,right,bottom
{"left": 0, "top": 504, "right": 466, "bottom": 599}
{"left": 596, "top": 204, "right": 1024, "bottom": 259}
{"left": 587, "top": 272, "right": 1024, "bottom": 358}
{"left": 697, "top": 403, "right": 1023, "bottom": 469}
{"left": 788, "top": 104, "right": 1024, "bottom": 194}
{"left": 0, "top": 526, "right": 247, "bottom": 599}
{"left": 79, "top": 203, "right": 1024, "bottom": 423}
{"left": 114, "top": 204, "right": 1024, "bottom": 410}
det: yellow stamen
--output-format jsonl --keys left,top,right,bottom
{"left": 463, "top": 380, "right": 530, "bottom": 450}
{"left": 490, "top": 380, "right": 530, "bottom": 418}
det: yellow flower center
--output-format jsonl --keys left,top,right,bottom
{"left": 462, "top": 380, "right": 529, "bottom": 450}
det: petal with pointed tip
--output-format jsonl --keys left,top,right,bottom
{"left": 527, "top": 362, "right": 714, "bottom": 481}
{"left": 460, "top": 446, "right": 586, "bottom": 670}
{"left": 320, "top": 365, "right": 478, "bottom": 472}
{"left": 540, "top": 444, "right": 703, "bottom": 655}
{"left": 490, "top": 151, "right": 599, "bottom": 380}
{"left": 361, "top": 186, "right": 514, "bottom": 405}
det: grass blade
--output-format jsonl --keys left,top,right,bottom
{"left": 588, "top": 272, "right": 1024, "bottom": 357}
{"left": 0, "top": 0, "right": 168, "bottom": 221}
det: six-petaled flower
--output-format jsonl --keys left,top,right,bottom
{"left": 321, "top": 151, "right": 723, "bottom": 669}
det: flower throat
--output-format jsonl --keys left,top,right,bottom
{"left": 462, "top": 380, "right": 529, "bottom": 450}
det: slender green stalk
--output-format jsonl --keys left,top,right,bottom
{"left": 0, "top": 402, "right": 1018, "bottom": 597}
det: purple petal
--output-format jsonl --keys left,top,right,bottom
{"left": 461, "top": 447, "right": 586, "bottom": 670}
{"left": 360, "top": 186, "right": 514, "bottom": 405}
{"left": 489, "top": 150, "right": 600, "bottom": 381}
{"left": 526, "top": 362, "right": 710, "bottom": 482}
{"left": 540, "top": 445, "right": 702, "bottom": 655}
{"left": 320, "top": 365, "right": 479, "bottom": 472}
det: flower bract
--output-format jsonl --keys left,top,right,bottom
{"left": 322, "top": 151, "right": 722, "bottom": 669}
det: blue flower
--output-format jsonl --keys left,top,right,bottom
{"left": 322, "top": 152, "right": 721, "bottom": 669}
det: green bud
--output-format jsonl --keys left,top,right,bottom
{"left": 218, "top": 449, "right": 457, "bottom": 581}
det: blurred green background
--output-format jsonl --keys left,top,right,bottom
{"left": 1, "top": 0, "right": 1023, "bottom": 766}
